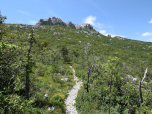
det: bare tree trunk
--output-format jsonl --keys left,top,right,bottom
{"left": 139, "top": 81, "right": 143, "bottom": 104}
{"left": 86, "top": 67, "right": 91, "bottom": 92}
{"left": 139, "top": 67, "right": 148, "bottom": 106}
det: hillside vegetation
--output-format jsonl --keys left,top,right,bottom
{"left": 1, "top": 13, "right": 152, "bottom": 114}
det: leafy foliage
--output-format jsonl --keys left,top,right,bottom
{"left": 1, "top": 10, "right": 152, "bottom": 113}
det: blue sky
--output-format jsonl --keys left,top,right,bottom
{"left": 1, "top": 0, "right": 152, "bottom": 42}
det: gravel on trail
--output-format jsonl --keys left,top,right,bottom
{"left": 64, "top": 66, "right": 83, "bottom": 114}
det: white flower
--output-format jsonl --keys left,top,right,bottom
{"left": 48, "top": 107, "right": 51, "bottom": 111}
{"left": 51, "top": 106, "right": 55, "bottom": 111}
{"left": 48, "top": 106, "right": 55, "bottom": 111}
{"left": 61, "top": 78, "right": 64, "bottom": 81}
{"left": 44, "top": 94, "right": 48, "bottom": 97}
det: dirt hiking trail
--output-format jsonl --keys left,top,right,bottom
{"left": 64, "top": 66, "right": 83, "bottom": 114}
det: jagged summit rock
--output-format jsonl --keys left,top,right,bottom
{"left": 36, "top": 17, "right": 67, "bottom": 26}
{"left": 108, "top": 34, "right": 111, "bottom": 37}
{"left": 66, "top": 21, "right": 76, "bottom": 29}
{"left": 80, "top": 23, "right": 93, "bottom": 29}
{"left": 35, "top": 17, "right": 94, "bottom": 30}
{"left": 74, "top": 24, "right": 82, "bottom": 30}
{"left": 52, "top": 17, "right": 67, "bottom": 26}
{"left": 37, "top": 17, "right": 53, "bottom": 25}
{"left": 4, "top": 17, "right": 94, "bottom": 31}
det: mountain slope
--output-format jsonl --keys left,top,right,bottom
{"left": 1, "top": 23, "right": 152, "bottom": 114}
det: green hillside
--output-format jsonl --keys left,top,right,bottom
{"left": 1, "top": 14, "right": 152, "bottom": 114}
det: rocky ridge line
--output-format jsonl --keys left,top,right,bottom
{"left": 4, "top": 17, "right": 94, "bottom": 31}
{"left": 36, "top": 17, "right": 94, "bottom": 30}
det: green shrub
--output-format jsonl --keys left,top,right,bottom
{"left": 51, "top": 64, "right": 60, "bottom": 73}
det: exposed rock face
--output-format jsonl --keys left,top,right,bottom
{"left": 37, "top": 18, "right": 53, "bottom": 25}
{"left": 74, "top": 24, "right": 82, "bottom": 30}
{"left": 36, "top": 17, "right": 67, "bottom": 26}
{"left": 80, "top": 23, "right": 93, "bottom": 29}
{"left": 35, "top": 17, "right": 94, "bottom": 30}
{"left": 5, "top": 17, "right": 94, "bottom": 30}
{"left": 66, "top": 21, "right": 76, "bottom": 29}
{"left": 52, "top": 17, "right": 67, "bottom": 26}
{"left": 108, "top": 34, "right": 111, "bottom": 37}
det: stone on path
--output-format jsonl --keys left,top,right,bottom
{"left": 64, "top": 66, "right": 83, "bottom": 114}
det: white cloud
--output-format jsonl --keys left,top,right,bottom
{"left": 97, "top": 23, "right": 101, "bottom": 25}
{"left": 142, "top": 32, "right": 152, "bottom": 36}
{"left": 98, "top": 29, "right": 124, "bottom": 38}
{"left": 83, "top": 15, "right": 96, "bottom": 25}
{"left": 149, "top": 19, "right": 152, "bottom": 23}
{"left": 99, "top": 30, "right": 106, "bottom": 34}
{"left": 106, "top": 25, "right": 113, "bottom": 28}
{"left": 83, "top": 15, "right": 105, "bottom": 29}
{"left": 17, "top": 10, "right": 30, "bottom": 16}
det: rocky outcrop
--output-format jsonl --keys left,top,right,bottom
{"left": 108, "top": 34, "right": 111, "bottom": 37}
{"left": 4, "top": 17, "right": 94, "bottom": 30}
{"left": 74, "top": 24, "right": 82, "bottom": 30}
{"left": 5, "top": 24, "right": 42, "bottom": 30}
{"left": 80, "top": 23, "right": 93, "bottom": 29}
{"left": 52, "top": 17, "right": 67, "bottom": 26}
{"left": 5, "top": 25, "right": 16, "bottom": 29}
{"left": 15, "top": 24, "right": 29, "bottom": 29}
{"left": 36, "top": 18, "right": 53, "bottom": 25}
{"left": 36, "top": 17, "right": 94, "bottom": 30}
{"left": 36, "top": 17, "right": 67, "bottom": 27}
{"left": 66, "top": 21, "right": 76, "bottom": 29}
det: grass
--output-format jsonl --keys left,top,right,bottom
{"left": 2, "top": 22, "right": 152, "bottom": 113}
